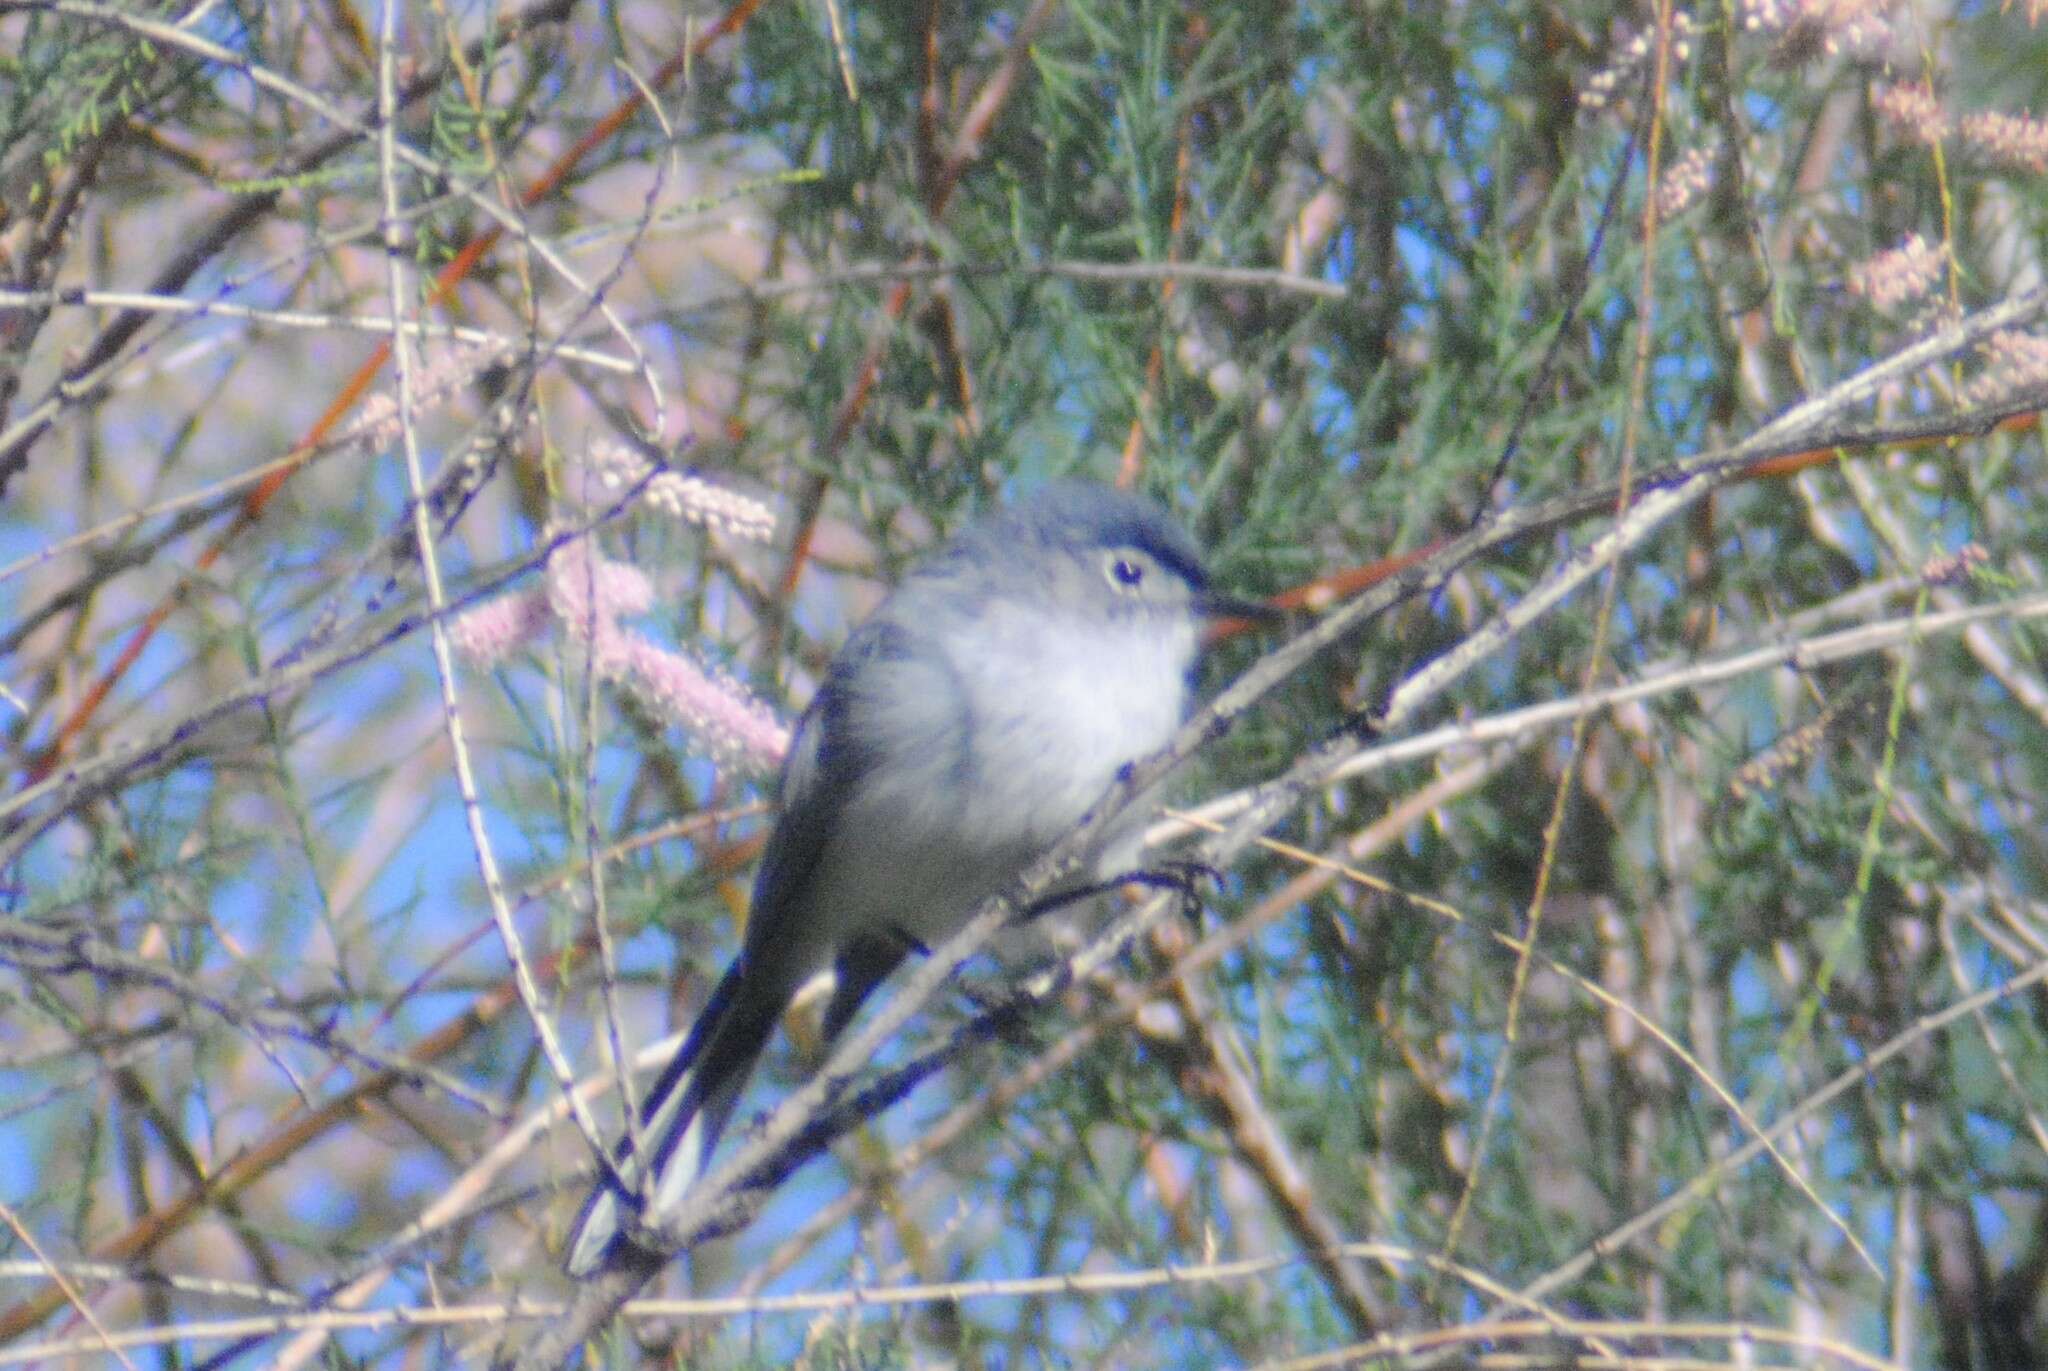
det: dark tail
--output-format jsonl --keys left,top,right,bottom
{"left": 562, "top": 953, "right": 793, "bottom": 1277}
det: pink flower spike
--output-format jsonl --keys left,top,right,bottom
{"left": 1846, "top": 234, "right": 1943, "bottom": 310}
{"left": 447, "top": 590, "right": 549, "bottom": 667}
{"left": 462, "top": 531, "right": 786, "bottom": 770}
{"left": 1959, "top": 110, "right": 2048, "bottom": 175}
{"left": 578, "top": 442, "right": 777, "bottom": 542}
{"left": 1654, "top": 143, "right": 1715, "bottom": 219}
{"left": 1579, "top": 12, "right": 1697, "bottom": 115}
{"left": 543, "top": 539, "right": 654, "bottom": 657}
{"left": 594, "top": 558, "right": 655, "bottom": 619}
{"left": 1965, "top": 330, "right": 2048, "bottom": 406}
{"left": 613, "top": 633, "right": 790, "bottom": 771}
{"left": 1743, "top": 0, "right": 1893, "bottom": 58}
{"left": 344, "top": 340, "right": 508, "bottom": 451}
{"left": 1874, "top": 84, "right": 1949, "bottom": 144}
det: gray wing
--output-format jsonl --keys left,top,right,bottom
{"left": 566, "top": 614, "right": 969, "bottom": 1277}
{"left": 745, "top": 614, "right": 969, "bottom": 949}
{"left": 743, "top": 678, "right": 838, "bottom": 952}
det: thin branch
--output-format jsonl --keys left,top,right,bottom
{"left": 0, "top": 915, "right": 506, "bottom": 1116}
{"left": 0, "top": 1239, "right": 1646, "bottom": 1364}
{"left": 1161, "top": 587, "right": 2048, "bottom": 846}
{"left": 0, "top": 288, "right": 636, "bottom": 373}
{"left": 370, "top": 0, "right": 612, "bottom": 1182}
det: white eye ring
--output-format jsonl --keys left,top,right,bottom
{"left": 1107, "top": 555, "right": 1145, "bottom": 588}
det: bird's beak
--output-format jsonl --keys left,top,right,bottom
{"left": 1193, "top": 590, "right": 1284, "bottom": 624}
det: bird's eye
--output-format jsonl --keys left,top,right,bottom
{"left": 1108, "top": 555, "right": 1145, "bottom": 588}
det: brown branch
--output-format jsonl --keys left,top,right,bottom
{"left": 770, "top": 0, "right": 1062, "bottom": 613}
{"left": 1116, "top": 14, "right": 1202, "bottom": 490}
{"left": 1139, "top": 957, "right": 1386, "bottom": 1339}
{"left": 18, "top": 0, "right": 763, "bottom": 783}
{"left": 0, "top": 977, "right": 526, "bottom": 1345}
{"left": 1207, "top": 391, "right": 2048, "bottom": 641}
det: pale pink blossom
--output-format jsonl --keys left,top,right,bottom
{"left": 447, "top": 590, "right": 550, "bottom": 667}
{"left": 1742, "top": 0, "right": 1892, "bottom": 58}
{"left": 1580, "top": 12, "right": 1696, "bottom": 113}
{"left": 612, "top": 634, "right": 791, "bottom": 767}
{"left": 1920, "top": 543, "right": 1988, "bottom": 587}
{"left": 1959, "top": 110, "right": 2048, "bottom": 174}
{"left": 545, "top": 539, "right": 654, "bottom": 657}
{"left": 448, "top": 534, "right": 788, "bottom": 770}
{"left": 1965, "top": 330, "right": 2048, "bottom": 406}
{"left": 1873, "top": 84, "right": 1949, "bottom": 144}
{"left": 346, "top": 341, "right": 508, "bottom": 449}
{"left": 1654, "top": 143, "right": 1715, "bottom": 218}
{"left": 577, "top": 443, "right": 777, "bottom": 542}
{"left": 1845, "top": 234, "right": 1943, "bottom": 310}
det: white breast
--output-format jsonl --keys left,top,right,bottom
{"left": 953, "top": 603, "right": 1196, "bottom": 849}
{"left": 796, "top": 599, "right": 1198, "bottom": 953}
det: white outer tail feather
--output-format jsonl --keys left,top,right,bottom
{"left": 562, "top": 1063, "right": 718, "bottom": 1278}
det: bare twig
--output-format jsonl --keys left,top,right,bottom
{"left": 370, "top": 0, "right": 613, "bottom": 1183}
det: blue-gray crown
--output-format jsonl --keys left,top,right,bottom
{"left": 970, "top": 481, "right": 1210, "bottom": 591}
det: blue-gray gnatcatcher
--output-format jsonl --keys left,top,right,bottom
{"left": 565, "top": 481, "right": 1270, "bottom": 1276}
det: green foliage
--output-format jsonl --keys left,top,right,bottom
{"left": 4, "top": 0, "right": 2048, "bottom": 1367}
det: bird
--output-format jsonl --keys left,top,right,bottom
{"left": 563, "top": 480, "right": 1269, "bottom": 1276}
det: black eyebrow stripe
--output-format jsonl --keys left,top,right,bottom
{"left": 1100, "top": 522, "right": 1208, "bottom": 590}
